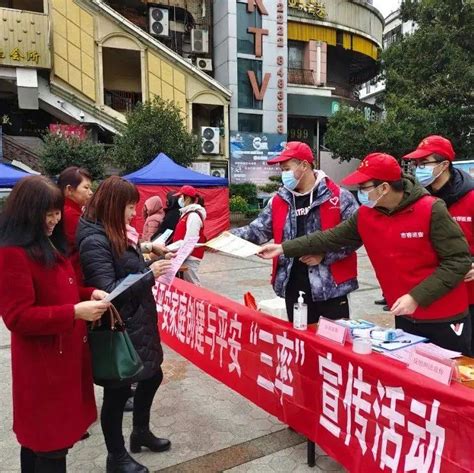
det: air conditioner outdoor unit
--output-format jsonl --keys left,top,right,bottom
{"left": 211, "top": 168, "right": 227, "bottom": 178}
{"left": 191, "top": 29, "right": 209, "bottom": 53}
{"left": 196, "top": 57, "right": 213, "bottom": 72}
{"left": 149, "top": 7, "right": 169, "bottom": 37}
{"left": 201, "top": 126, "right": 219, "bottom": 155}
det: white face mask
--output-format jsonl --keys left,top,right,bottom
{"left": 178, "top": 197, "right": 185, "bottom": 208}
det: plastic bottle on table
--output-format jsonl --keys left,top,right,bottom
{"left": 293, "top": 291, "right": 308, "bottom": 331}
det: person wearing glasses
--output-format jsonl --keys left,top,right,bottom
{"left": 404, "top": 135, "right": 474, "bottom": 355}
{"left": 259, "top": 153, "right": 472, "bottom": 353}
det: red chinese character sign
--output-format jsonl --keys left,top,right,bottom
{"left": 49, "top": 124, "right": 87, "bottom": 140}
{"left": 156, "top": 279, "right": 474, "bottom": 473}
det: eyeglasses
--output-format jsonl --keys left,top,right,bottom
{"left": 358, "top": 184, "right": 376, "bottom": 192}
{"left": 414, "top": 160, "right": 442, "bottom": 169}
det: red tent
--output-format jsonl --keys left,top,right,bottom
{"left": 123, "top": 153, "right": 229, "bottom": 239}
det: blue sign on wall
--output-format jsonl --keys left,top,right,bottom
{"left": 230, "top": 132, "right": 287, "bottom": 184}
{"left": 453, "top": 160, "right": 474, "bottom": 178}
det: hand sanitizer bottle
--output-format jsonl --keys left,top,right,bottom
{"left": 293, "top": 291, "right": 307, "bottom": 330}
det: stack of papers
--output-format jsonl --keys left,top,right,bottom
{"left": 382, "top": 342, "right": 462, "bottom": 364}
{"left": 459, "top": 365, "right": 474, "bottom": 382}
{"left": 370, "top": 332, "right": 428, "bottom": 352}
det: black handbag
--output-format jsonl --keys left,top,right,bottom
{"left": 88, "top": 304, "right": 144, "bottom": 382}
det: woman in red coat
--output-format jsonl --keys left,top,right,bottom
{"left": 57, "top": 167, "right": 93, "bottom": 276}
{"left": 0, "top": 176, "right": 109, "bottom": 473}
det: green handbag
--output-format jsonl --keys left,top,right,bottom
{"left": 88, "top": 304, "right": 144, "bottom": 383}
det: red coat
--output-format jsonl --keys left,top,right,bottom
{"left": 0, "top": 247, "right": 97, "bottom": 451}
{"left": 449, "top": 190, "right": 474, "bottom": 304}
{"left": 63, "top": 198, "right": 83, "bottom": 280}
{"left": 358, "top": 196, "right": 467, "bottom": 321}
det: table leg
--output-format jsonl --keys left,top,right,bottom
{"left": 307, "top": 439, "right": 316, "bottom": 467}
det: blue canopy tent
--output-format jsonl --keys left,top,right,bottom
{"left": 123, "top": 153, "right": 229, "bottom": 238}
{"left": 0, "top": 162, "right": 31, "bottom": 188}
{"left": 123, "top": 152, "right": 228, "bottom": 186}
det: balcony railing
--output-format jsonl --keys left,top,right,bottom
{"left": 326, "top": 81, "right": 358, "bottom": 100}
{"left": 288, "top": 68, "right": 317, "bottom": 86}
{"left": 104, "top": 90, "right": 142, "bottom": 113}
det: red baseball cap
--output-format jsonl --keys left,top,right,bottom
{"left": 267, "top": 141, "right": 314, "bottom": 165}
{"left": 173, "top": 185, "right": 197, "bottom": 197}
{"left": 341, "top": 153, "right": 402, "bottom": 186}
{"left": 403, "top": 135, "right": 455, "bottom": 161}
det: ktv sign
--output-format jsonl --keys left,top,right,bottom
{"left": 243, "top": 0, "right": 287, "bottom": 135}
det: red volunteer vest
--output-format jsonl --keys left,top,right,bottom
{"left": 271, "top": 178, "right": 357, "bottom": 285}
{"left": 358, "top": 195, "right": 468, "bottom": 321}
{"left": 172, "top": 212, "right": 206, "bottom": 259}
{"left": 448, "top": 190, "right": 474, "bottom": 304}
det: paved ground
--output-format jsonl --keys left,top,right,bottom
{"left": 0, "top": 249, "right": 391, "bottom": 472}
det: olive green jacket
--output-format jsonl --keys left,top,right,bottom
{"left": 283, "top": 176, "right": 471, "bottom": 310}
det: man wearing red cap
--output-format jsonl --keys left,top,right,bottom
{"left": 404, "top": 135, "right": 474, "bottom": 354}
{"left": 259, "top": 153, "right": 472, "bottom": 353}
{"left": 232, "top": 141, "right": 359, "bottom": 324}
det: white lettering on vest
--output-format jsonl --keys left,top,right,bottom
{"left": 453, "top": 216, "right": 472, "bottom": 223}
{"left": 400, "top": 232, "right": 424, "bottom": 239}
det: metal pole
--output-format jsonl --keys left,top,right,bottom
{"left": 315, "top": 119, "right": 320, "bottom": 169}
{"left": 307, "top": 439, "right": 316, "bottom": 467}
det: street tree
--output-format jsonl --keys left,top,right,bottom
{"left": 111, "top": 96, "right": 201, "bottom": 173}
{"left": 40, "top": 131, "right": 106, "bottom": 179}
{"left": 325, "top": 0, "right": 473, "bottom": 162}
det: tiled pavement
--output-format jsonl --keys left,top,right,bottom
{"left": 0, "top": 249, "right": 390, "bottom": 472}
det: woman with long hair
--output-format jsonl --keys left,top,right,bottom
{"left": 0, "top": 176, "right": 109, "bottom": 473}
{"left": 171, "top": 185, "right": 207, "bottom": 285}
{"left": 77, "top": 176, "right": 172, "bottom": 473}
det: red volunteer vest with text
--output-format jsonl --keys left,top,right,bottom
{"left": 358, "top": 195, "right": 468, "bottom": 321}
{"left": 173, "top": 212, "right": 206, "bottom": 260}
{"left": 271, "top": 178, "right": 357, "bottom": 285}
{"left": 448, "top": 190, "right": 474, "bottom": 304}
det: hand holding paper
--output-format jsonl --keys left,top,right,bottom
{"left": 152, "top": 229, "right": 173, "bottom": 245}
{"left": 205, "top": 232, "right": 261, "bottom": 258}
{"left": 105, "top": 271, "right": 152, "bottom": 302}
{"left": 158, "top": 237, "right": 199, "bottom": 286}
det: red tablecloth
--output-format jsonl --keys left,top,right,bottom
{"left": 156, "top": 279, "right": 474, "bottom": 473}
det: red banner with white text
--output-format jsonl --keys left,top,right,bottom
{"left": 156, "top": 279, "right": 474, "bottom": 473}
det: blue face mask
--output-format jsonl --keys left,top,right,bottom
{"left": 281, "top": 171, "right": 299, "bottom": 190}
{"left": 281, "top": 163, "right": 304, "bottom": 191}
{"left": 415, "top": 165, "right": 441, "bottom": 187}
{"left": 357, "top": 185, "right": 382, "bottom": 208}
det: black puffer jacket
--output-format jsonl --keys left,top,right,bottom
{"left": 77, "top": 218, "right": 163, "bottom": 387}
{"left": 429, "top": 167, "right": 474, "bottom": 208}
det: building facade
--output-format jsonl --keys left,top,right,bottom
{"left": 212, "top": 0, "right": 383, "bottom": 184}
{"left": 0, "top": 0, "right": 231, "bottom": 175}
